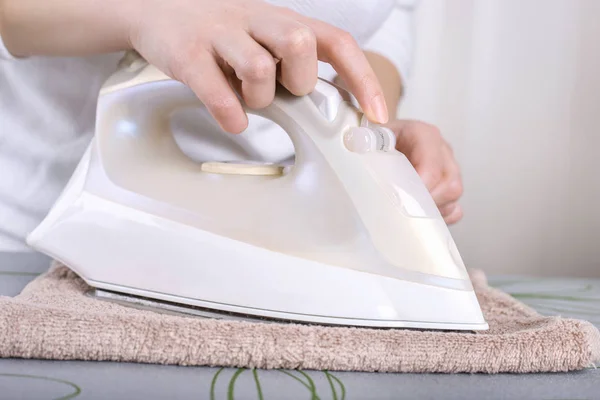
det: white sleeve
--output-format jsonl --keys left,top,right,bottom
{"left": 361, "top": 0, "right": 416, "bottom": 83}
{"left": 0, "top": 34, "right": 16, "bottom": 60}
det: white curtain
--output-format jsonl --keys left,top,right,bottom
{"left": 399, "top": 0, "right": 600, "bottom": 277}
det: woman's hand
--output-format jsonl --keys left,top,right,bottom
{"left": 386, "top": 120, "right": 464, "bottom": 225}
{"left": 130, "top": 0, "right": 388, "bottom": 133}
{"left": 1, "top": 0, "right": 388, "bottom": 132}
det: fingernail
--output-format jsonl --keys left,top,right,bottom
{"left": 370, "top": 94, "right": 389, "bottom": 124}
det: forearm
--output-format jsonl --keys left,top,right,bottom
{"left": 0, "top": 0, "right": 135, "bottom": 57}
{"left": 363, "top": 50, "right": 403, "bottom": 114}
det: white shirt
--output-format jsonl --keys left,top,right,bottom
{"left": 0, "top": 0, "right": 415, "bottom": 251}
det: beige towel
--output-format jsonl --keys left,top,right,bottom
{"left": 0, "top": 263, "right": 599, "bottom": 373}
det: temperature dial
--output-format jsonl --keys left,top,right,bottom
{"left": 344, "top": 126, "right": 396, "bottom": 153}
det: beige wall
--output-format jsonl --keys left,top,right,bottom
{"left": 399, "top": 0, "right": 600, "bottom": 277}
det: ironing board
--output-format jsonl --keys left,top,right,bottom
{"left": 1, "top": 252, "right": 598, "bottom": 400}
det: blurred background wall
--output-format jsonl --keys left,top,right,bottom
{"left": 398, "top": 0, "right": 600, "bottom": 277}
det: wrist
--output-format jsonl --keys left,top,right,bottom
{"left": 120, "top": 0, "right": 142, "bottom": 51}
{"left": 363, "top": 51, "right": 402, "bottom": 114}
{"left": 0, "top": 0, "right": 23, "bottom": 57}
{"left": 0, "top": 0, "right": 137, "bottom": 57}
{"left": 95, "top": 0, "right": 139, "bottom": 53}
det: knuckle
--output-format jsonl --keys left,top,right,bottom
{"left": 450, "top": 206, "right": 464, "bottom": 224}
{"left": 205, "top": 96, "right": 239, "bottom": 118}
{"left": 282, "top": 26, "right": 316, "bottom": 56}
{"left": 410, "top": 120, "right": 440, "bottom": 137}
{"left": 447, "top": 178, "right": 464, "bottom": 199}
{"left": 324, "top": 29, "right": 358, "bottom": 57}
{"left": 169, "top": 54, "right": 191, "bottom": 82}
{"left": 335, "top": 30, "right": 358, "bottom": 51}
{"left": 240, "top": 55, "right": 275, "bottom": 82}
{"left": 244, "top": 91, "right": 275, "bottom": 109}
{"left": 429, "top": 170, "right": 443, "bottom": 186}
{"left": 169, "top": 42, "right": 204, "bottom": 80}
{"left": 418, "top": 166, "right": 442, "bottom": 188}
{"left": 420, "top": 121, "right": 440, "bottom": 137}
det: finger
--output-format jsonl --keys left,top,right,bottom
{"left": 430, "top": 148, "right": 463, "bottom": 206}
{"left": 228, "top": 74, "right": 243, "bottom": 97}
{"left": 299, "top": 18, "right": 388, "bottom": 123}
{"left": 181, "top": 52, "right": 247, "bottom": 134}
{"left": 439, "top": 201, "right": 458, "bottom": 217}
{"left": 444, "top": 203, "right": 463, "bottom": 225}
{"left": 441, "top": 143, "right": 461, "bottom": 179}
{"left": 212, "top": 31, "right": 277, "bottom": 109}
{"left": 392, "top": 122, "right": 418, "bottom": 157}
{"left": 397, "top": 142, "right": 444, "bottom": 192}
{"left": 430, "top": 176, "right": 463, "bottom": 206}
{"left": 409, "top": 145, "right": 445, "bottom": 191}
{"left": 249, "top": 18, "right": 318, "bottom": 96}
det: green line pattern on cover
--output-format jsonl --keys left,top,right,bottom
{"left": 0, "top": 373, "right": 81, "bottom": 400}
{"left": 0, "top": 271, "right": 40, "bottom": 276}
{"left": 210, "top": 367, "right": 225, "bottom": 400}
{"left": 208, "top": 368, "right": 346, "bottom": 399}
{"left": 329, "top": 373, "right": 346, "bottom": 400}
{"left": 227, "top": 368, "right": 245, "bottom": 400}
{"left": 252, "top": 369, "right": 264, "bottom": 400}
{"left": 279, "top": 370, "right": 318, "bottom": 398}
{"left": 324, "top": 371, "right": 337, "bottom": 400}
{"left": 297, "top": 370, "right": 320, "bottom": 399}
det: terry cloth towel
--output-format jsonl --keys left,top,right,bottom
{"left": 1, "top": 263, "right": 599, "bottom": 374}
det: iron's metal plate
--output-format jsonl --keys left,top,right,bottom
{"left": 89, "top": 289, "right": 472, "bottom": 332}
{"left": 91, "top": 289, "right": 284, "bottom": 324}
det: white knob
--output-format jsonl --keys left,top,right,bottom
{"left": 344, "top": 126, "right": 396, "bottom": 153}
{"left": 344, "top": 127, "right": 374, "bottom": 153}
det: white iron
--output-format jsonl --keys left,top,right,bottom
{"left": 27, "top": 53, "right": 488, "bottom": 331}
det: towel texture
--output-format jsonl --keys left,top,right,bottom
{"left": 1, "top": 263, "right": 599, "bottom": 373}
